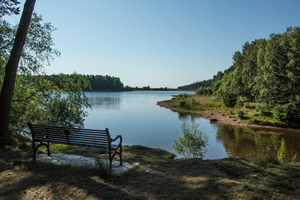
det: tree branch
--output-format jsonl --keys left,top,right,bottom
{"left": 0, "top": 39, "right": 14, "bottom": 50}
{"left": 12, "top": 85, "right": 47, "bottom": 102}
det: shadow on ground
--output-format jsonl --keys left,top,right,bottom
{"left": 1, "top": 146, "right": 300, "bottom": 199}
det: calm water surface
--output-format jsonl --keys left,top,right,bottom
{"left": 84, "top": 91, "right": 300, "bottom": 161}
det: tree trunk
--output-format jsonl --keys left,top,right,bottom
{"left": 0, "top": 0, "right": 36, "bottom": 146}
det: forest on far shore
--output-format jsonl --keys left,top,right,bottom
{"left": 24, "top": 74, "right": 180, "bottom": 91}
{"left": 23, "top": 74, "right": 124, "bottom": 91}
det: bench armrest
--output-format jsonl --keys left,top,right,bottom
{"left": 111, "top": 135, "right": 122, "bottom": 146}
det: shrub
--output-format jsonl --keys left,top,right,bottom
{"left": 195, "top": 87, "right": 212, "bottom": 96}
{"left": 177, "top": 93, "right": 188, "bottom": 100}
{"left": 179, "top": 100, "right": 186, "bottom": 107}
{"left": 172, "top": 122, "right": 209, "bottom": 158}
{"left": 236, "top": 109, "right": 245, "bottom": 119}
{"left": 191, "top": 98, "right": 196, "bottom": 106}
{"left": 220, "top": 94, "right": 237, "bottom": 108}
{"left": 272, "top": 101, "right": 300, "bottom": 123}
{"left": 255, "top": 103, "right": 271, "bottom": 116}
{"left": 277, "top": 138, "right": 287, "bottom": 165}
{"left": 260, "top": 138, "right": 288, "bottom": 166}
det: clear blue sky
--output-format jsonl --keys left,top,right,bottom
{"left": 5, "top": 0, "right": 300, "bottom": 88}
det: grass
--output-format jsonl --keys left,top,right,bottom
{"left": 164, "top": 95, "right": 294, "bottom": 128}
{"left": 1, "top": 144, "right": 300, "bottom": 199}
{"left": 174, "top": 95, "right": 222, "bottom": 111}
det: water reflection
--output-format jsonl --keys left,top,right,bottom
{"left": 84, "top": 91, "right": 300, "bottom": 162}
{"left": 177, "top": 111, "right": 203, "bottom": 122}
{"left": 86, "top": 92, "right": 121, "bottom": 110}
{"left": 216, "top": 124, "right": 300, "bottom": 162}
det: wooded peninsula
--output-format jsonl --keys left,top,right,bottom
{"left": 172, "top": 27, "right": 300, "bottom": 129}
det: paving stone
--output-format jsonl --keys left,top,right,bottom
{"left": 27, "top": 153, "right": 138, "bottom": 176}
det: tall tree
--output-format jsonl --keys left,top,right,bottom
{"left": 0, "top": 0, "right": 36, "bottom": 145}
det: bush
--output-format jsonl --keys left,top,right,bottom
{"left": 178, "top": 93, "right": 188, "bottom": 99}
{"left": 273, "top": 101, "right": 300, "bottom": 123}
{"left": 179, "top": 100, "right": 186, "bottom": 107}
{"left": 255, "top": 103, "right": 271, "bottom": 116}
{"left": 172, "top": 122, "right": 209, "bottom": 158}
{"left": 195, "top": 87, "right": 212, "bottom": 96}
{"left": 236, "top": 109, "right": 245, "bottom": 118}
{"left": 260, "top": 138, "right": 288, "bottom": 166}
{"left": 220, "top": 94, "right": 237, "bottom": 108}
{"left": 191, "top": 98, "right": 196, "bottom": 106}
{"left": 277, "top": 138, "right": 287, "bottom": 165}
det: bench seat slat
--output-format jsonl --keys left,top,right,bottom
{"left": 34, "top": 136, "right": 110, "bottom": 144}
{"left": 33, "top": 131, "right": 109, "bottom": 138}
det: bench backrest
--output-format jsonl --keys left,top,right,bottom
{"left": 28, "top": 123, "right": 112, "bottom": 148}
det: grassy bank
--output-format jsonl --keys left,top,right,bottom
{"left": 158, "top": 95, "right": 299, "bottom": 129}
{"left": 1, "top": 144, "right": 300, "bottom": 199}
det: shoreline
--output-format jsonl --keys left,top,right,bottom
{"left": 157, "top": 100, "right": 300, "bottom": 132}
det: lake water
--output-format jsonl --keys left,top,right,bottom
{"left": 84, "top": 91, "right": 300, "bottom": 161}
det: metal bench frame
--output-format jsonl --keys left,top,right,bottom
{"left": 28, "top": 122, "right": 122, "bottom": 169}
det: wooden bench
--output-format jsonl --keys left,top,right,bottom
{"left": 28, "top": 122, "right": 122, "bottom": 169}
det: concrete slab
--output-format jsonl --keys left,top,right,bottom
{"left": 28, "top": 153, "right": 139, "bottom": 176}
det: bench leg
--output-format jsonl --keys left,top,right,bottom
{"left": 109, "top": 148, "right": 112, "bottom": 169}
{"left": 32, "top": 141, "right": 36, "bottom": 160}
{"left": 119, "top": 145, "right": 122, "bottom": 166}
{"left": 47, "top": 142, "right": 50, "bottom": 156}
{"left": 110, "top": 149, "right": 122, "bottom": 167}
{"left": 33, "top": 142, "right": 51, "bottom": 160}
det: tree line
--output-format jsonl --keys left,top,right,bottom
{"left": 24, "top": 74, "right": 124, "bottom": 91}
{"left": 195, "top": 27, "right": 300, "bottom": 124}
{"left": 177, "top": 79, "right": 212, "bottom": 90}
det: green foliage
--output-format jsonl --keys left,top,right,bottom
{"left": 22, "top": 74, "right": 124, "bottom": 91}
{"left": 83, "top": 74, "right": 123, "bottom": 90}
{"left": 221, "top": 94, "right": 237, "bottom": 108}
{"left": 124, "top": 85, "right": 134, "bottom": 91}
{"left": 255, "top": 103, "right": 272, "bottom": 116}
{"left": 195, "top": 87, "right": 212, "bottom": 96}
{"left": 0, "top": 13, "right": 90, "bottom": 137}
{"left": 272, "top": 101, "right": 300, "bottom": 123}
{"left": 178, "top": 79, "right": 212, "bottom": 90}
{"left": 236, "top": 108, "right": 245, "bottom": 118}
{"left": 191, "top": 98, "right": 196, "bottom": 106}
{"left": 177, "top": 93, "right": 188, "bottom": 99}
{"left": 277, "top": 138, "right": 287, "bottom": 165}
{"left": 260, "top": 145, "right": 278, "bottom": 166}
{"left": 193, "top": 27, "right": 300, "bottom": 126}
{"left": 179, "top": 100, "right": 186, "bottom": 107}
{"left": 260, "top": 138, "right": 288, "bottom": 165}
{"left": 0, "top": 0, "right": 20, "bottom": 17}
{"left": 214, "top": 73, "right": 238, "bottom": 107}
{"left": 8, "top": 73, "right": 90, "bottom": 135}
{"left": 172, "top": 122, "right": 209, "bottom": 158}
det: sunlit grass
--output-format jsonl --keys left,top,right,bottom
{"left": 166, "top": 95, "right": 292, "bottom": 128}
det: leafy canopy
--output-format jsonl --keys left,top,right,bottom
{"left": 0, "top": 7, "right": 90, "bottom": 137}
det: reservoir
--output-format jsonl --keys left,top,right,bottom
{"left": 84, "top": 91, "right": 300, "bottom": 161}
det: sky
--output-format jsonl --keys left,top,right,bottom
{"left": 5, "top": 0, "right": 300, "bottom": 88}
